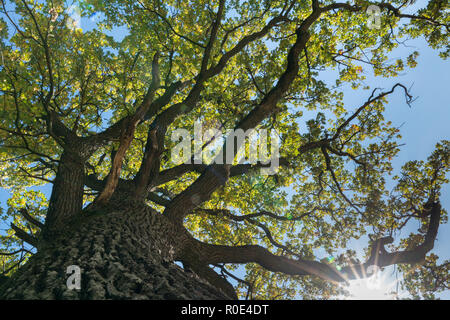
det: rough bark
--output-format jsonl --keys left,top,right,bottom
{"left": 0, "top": 200, "right": 233, "bottom": 300}
{"left": 44, "top": 150, "right": 85, "bottom": 237}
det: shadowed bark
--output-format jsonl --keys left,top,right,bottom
{"left": 0, "top": 200, "right": 233, "bottom": 299}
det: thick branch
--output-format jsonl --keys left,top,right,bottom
{"left": 200, "top": 0, "right": 226, "bottom": 74}
{"left": 154, "top": 159, "right": 289, "bottom": 187}
{"left": 19, "top": 208, "right": 44, "bottom": 229}
{"left": 184, "top": 201, "right": 442, "bottom": 283}
{"left": 10, "top": 223, "right": 38, "bottom": 247}
{"left": 94, "top": 52, "right": 161, "bottom": 206}
{"left": 164, "top": 9, "right": 322, "bottom": 224}
{"left": 148, "top": 14, "right": 291, "bottom": 136}
{"left": 339, "top": 201, "right": 442, "bottom": 279}
{"left": 134, "top": 126, "right": 159, "bottom": 197}
{"left": 184, "top": 240, "right": 342, "bottom": 282}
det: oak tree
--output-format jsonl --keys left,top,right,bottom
{"left": 0, "top": 0, "right": 448, "bottom": 299}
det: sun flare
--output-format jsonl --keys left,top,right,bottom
{"left": 342, "top": 271, "right": 403, "bottom": 300}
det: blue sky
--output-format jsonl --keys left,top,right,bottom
{"left": 0, "top": 0, "right": 448, "bottom": 299}
{"left": 322, "top": 35, "right": 450, "bottom": 299}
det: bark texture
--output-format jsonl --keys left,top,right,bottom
{"left": 0, "top": 201, "right": 233, "bottom": 300}
{"left": 44, "top": 150, "right": 85, "bottom": 236}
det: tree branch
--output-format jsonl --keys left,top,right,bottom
{"left": 164, "top": 8, "right": 323, "bottom": 224}
{"left": 182, "top": 201, "right": 442, "bottom": 283}
{"left": 10, "top": 223, "right": 38, "bottom": 247}
{"left": 19, "top": 208, "right": 44, "bottom": 229}
{"left": 94, "top": 52, "right": 161, "bottom": 206}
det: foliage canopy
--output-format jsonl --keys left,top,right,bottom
{"left": 0, "top": 0, "right": 449, "bottom": 299}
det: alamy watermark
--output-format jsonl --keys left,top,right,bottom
{"left": 66, "top": 265, "right": 81, "bottom": 290}
{"left": 47, "top": 3, "right": 101, "bottom": 33}
{"left": 366, "top": 264, "right": 382, "bottom": 290}
{"left": 170, "top": 119, "right": 280, "bottom": 175}
{"left": 367, "top": 5, "right": 381, "bottom": 29}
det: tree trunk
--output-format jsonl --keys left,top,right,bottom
{"left": 44, "top": 150, "right": 85, "bottom": 237}
{"left": 0, "top": 201, "right": 233, "bottom": 300}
